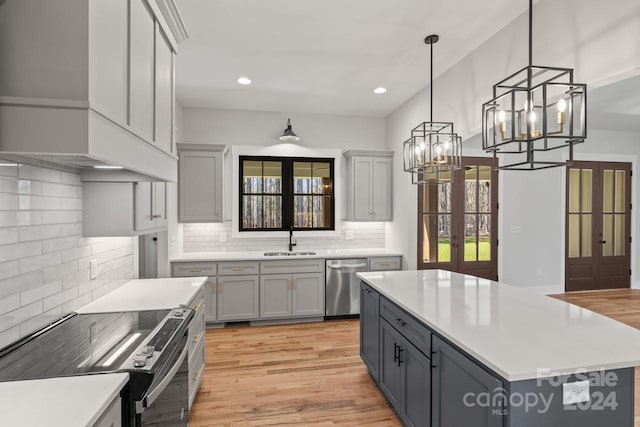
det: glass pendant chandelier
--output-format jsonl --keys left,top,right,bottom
{"left": 403, "top": 35, "right": 462, "bottom": 185}
{"left": 481, "top": 0, "right": 587, "bottom": 170}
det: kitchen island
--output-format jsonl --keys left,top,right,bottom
{"left": 357, "top": 270, "right": 640, "bottom": 427}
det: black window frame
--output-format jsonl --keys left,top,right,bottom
{"left": 239, "top": 155, "right": 335, "bottom": 232}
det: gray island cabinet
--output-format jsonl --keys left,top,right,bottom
{"left": 358, "top": 270, "right": 640, "bottom": 427}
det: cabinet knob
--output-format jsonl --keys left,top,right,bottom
{"left": 192, "top": 332, "right": 201, "bottom": 343}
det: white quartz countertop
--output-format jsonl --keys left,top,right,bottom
{"left": 0, "top": 373, "right": 128, "bottom": 427}
{"left": 357, "top": 270, "right": 640, "bottom": 382}
{"left": 171, "top": 248, "right": 403, "bottom": 262}
{"left": 76, "top": 277, "right": 207, "bottom": 313}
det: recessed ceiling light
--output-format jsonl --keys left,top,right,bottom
{"left": 237, "top": 77, "right": 252, "bottom": 85}
{"left": 93, "top": 165, "right": 123, "bottom": 170}
{"left": 374, "top": 87, "right": 387, "bottom": 94}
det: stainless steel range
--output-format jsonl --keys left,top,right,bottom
{"left": 0, "top": 307, "right": 194, "bottom": 427}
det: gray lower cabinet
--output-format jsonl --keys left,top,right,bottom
{"left": 360, "top": 283, "right": 380, "bottom": 381}
{"left": 217, "top": 275, "right": 259, "bottom": 321}
{"left": 260, "top": 273, "right": 324, "bottom": 318}
{"left": 204, "top": 278, "right": 217, "bottom": 322}
{"left": 379, "top": 318, "right": 431, "bottom": 427}
{"left": 431, "top": 336, "right": 504, "bottom": 427}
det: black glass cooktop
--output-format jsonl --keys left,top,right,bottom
{"left": 0, "top": 309, "right": 170, "bottom": 382}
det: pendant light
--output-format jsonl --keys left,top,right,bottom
{"left": 481, "top": 0, "right": 587, "bottom": 170}
{"left": 403, "top": 35, "right": 462, "bottom": 185}
{"left": 279, "top": 118, "right": 300, "bottom": 142}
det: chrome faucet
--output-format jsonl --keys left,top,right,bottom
{"left": 288, "top": 228, "right": 297, "bottom": 252}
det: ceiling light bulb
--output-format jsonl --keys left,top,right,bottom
{"left": 497, "top": 110, "right": 506, "bottom": 123}
{"left": 444, "top": 141, "right": 450, "bottom": 150}
{"left": 435, "top": 146, "right": 442, "bottom": 154}
{"left": 237, "top": 77, "right": 252, "bottom": 85}
{"left": 373, "top": 87, "right": 387, "bottom": 94}
{"left": 419, "top": 140, "right": 426, "bottom": 150}
{"left": 529, "top": 111, "right": 537, "bottom": 123}
{"left": 557, "top": 98, "right": 567, "bottom": 112}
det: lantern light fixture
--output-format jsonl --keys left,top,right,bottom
{"left": 481, "top": 0, "right": 587, "bottom": 170}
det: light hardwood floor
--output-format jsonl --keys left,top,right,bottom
{"left": 190, "top": 290, "right": 640, "bottom": 426}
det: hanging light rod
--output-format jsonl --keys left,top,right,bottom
{"left": 403, "top": 34, "right": 462, "bottom": 185}
{"left": 481, "top": 0, "right": 587, "bottom": 171}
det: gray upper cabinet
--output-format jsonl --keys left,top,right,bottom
{"left": 83, "top": 181, "right": 167, "bottom": 236}
{"left": 0, "top": 0, "right": 187, "bottom": 181}
{"left": 129, "top": 0, "right": 156, "bottom": 142}
{"left": 344, "top": 151, "right": 393, "bottom": 221}
{"left": 178, "top": 144, "right": 227, "bottom": 223}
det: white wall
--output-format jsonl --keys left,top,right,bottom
{"left": 0, "top": 160, "right": 135, "bottom": 348}
{"left": 385, "top": 0, "right": 640, "bottom": 290}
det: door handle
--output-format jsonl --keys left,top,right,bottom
{"left": 397, "top": 347, "right": 404, "bottom": 366}
{"left": 599, "top": 240, "right": 607, "bottom": 244}
{"left": 452, "top": 243, "right": 459, "bottom": 248}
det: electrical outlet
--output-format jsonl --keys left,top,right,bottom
{"left": 90, "top": 259, "right": 98, "bottom": 280}
{"left": 220, "top": 232, "right": 227, "bottom": 243}
{"left": 563, "top": 380, "right": 590, "bottom": 405}
{"left": 345, "top": 230, "right": 354, "bottom": 240}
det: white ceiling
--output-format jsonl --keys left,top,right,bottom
{"left": 175, "top": 0, "right": 533, "bottom": 117}
{"left": 589, "top": 75, "right": 640, "bottom": 132}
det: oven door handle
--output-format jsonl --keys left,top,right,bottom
{"left": 142, "top": 338, "right": 189, "bottom": 411}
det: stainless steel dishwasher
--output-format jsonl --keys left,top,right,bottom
{"left": 325, "top": 258, "right": 369, "bottom": 317}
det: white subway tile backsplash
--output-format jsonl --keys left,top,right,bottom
{"left": 0, "top": 162, "right": 134, "bottom": 348}
{"left": 182, "top": 221, "right": 386, "bottom": 252}
{"left": 19, "top": 252, "right": 61, "bottom": 274}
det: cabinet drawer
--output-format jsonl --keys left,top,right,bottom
{"left": 93, "top": 395, "right": 121, "bottom": 427}
{"left": 172, "top": 262, "right": 217, "bottom": 277}
{"left": 218, "top": 261, "right": 259, "bottom": 276}
{"left": 188, "top": 337, "right": 205, "bottom": 409}
{"left": 188, "top": 309, "right": 205, "bottom": 358}
{"left": 380, "top": 296, "right": 431, "bottom": 357}
{"left": 260, "top": 259, "right": 324, "bottom": 274}
{"left": 369, "top": 257, "right": 402, "bottom": 271}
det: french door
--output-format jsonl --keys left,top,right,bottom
{"left": 565, "top": 161, "right": 631, "bottom": 291}
{"left": 417, "top": 157, "right": 498, "bottom": 280}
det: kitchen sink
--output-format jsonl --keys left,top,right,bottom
{"left": 263, "top": 251, "right": 317, "bottom": 256}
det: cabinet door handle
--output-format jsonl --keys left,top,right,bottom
{"left": 188, "top": 269, "right": 203, "bottom": 273}
{"left": 397, "top": 347, "right": 404, "bottom": 366}
{"left": 193, "top": 303, "right": 201, "bottom": 313}
{"left": 396, "top": 318, "right": 407, "bottom": 327}
{"left": 192, "top": 333, "right": 201, "bottom": 343}
{"left": 291, "top": 278, "right": 296, "bottom": 289}
{"left": 393, "top": 343, "right": 399, "bottom": 363}
{"left": 363, "top": 288, "right": 371, "bottom": 294}
{"left": 231, "top": 267, "right": 247, "bottom": 271}
{"left": 218, "top": 283, "right": 223, "bottom": 294}
{"left": 192, "top": 369, "right": 201, "bottom": 382}
{"left": 431, "top": 350, "right": 439, "bottom": 368}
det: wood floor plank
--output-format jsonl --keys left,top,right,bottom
{"left": 191, "top": 290, "right": 640, "bottom": 426}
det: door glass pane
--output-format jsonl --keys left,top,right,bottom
{"left": 464, "top": 214, "right": 477, "bottom": 261}
{"left": 243, "top": 195, "right": 262, "bottom": 228}
{"left": 615, "top": 170, "right": 625, "bottom": 213}
{"left": 243, "top": 161, "right": 263, "bottom": 193}
{"left": 441, "top": 182, "right": 451, "bottom": 213}
{"left": 581, "top": 214, "right": 592, "bottom": 258}
{"left": 603, "top": 214, "right": 613, "bottom": 256}
{"left": 615, "top": 214, "right": 625, "bottom": 256}
{"left": 422, "top": 183, "right": 438, "bottom": 213}
{"left": 262, "top": 196, "right": 281, "bottom": 228}
{"left": 479, "top": 214, "right": 491, "bottom": 261}
{"left": 422, "top": 214, "right": 438, "bottom": 263}
{"left": 479, "top": 167, "right": 491, "bottom": 213}
{"left": 603, "top": 170, "right": 614, "bottom": 213}
{"left": 465, "top": 167, "right": 477, "bottom": 212}
{"left": 263, "top": 161, "right": 282, "bottom": 193}
{"left": 581, "top": 169, "right": 592, "bottom": 212}
{"left": 439, "top": 214, "right": 451, "bottom": 262}
{"left": 568, "top": 214, "right": 580, "bottom": 258}
{"left": 568, "top": 169, "right": 580, "bottom": 213}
